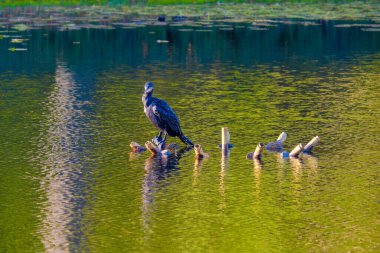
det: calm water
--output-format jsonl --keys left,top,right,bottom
{"left": 0, "top": 19, "right": 379, "bottom": 253}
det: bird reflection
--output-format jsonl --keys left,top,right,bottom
{"left": 38, "top": 63, "right": 90, "bottom": 252}
{"left": 141, "top": 146, "right": 191, "bottom": 237}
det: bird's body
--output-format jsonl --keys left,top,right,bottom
{"left": 142, "top": 82, "right": 193, "bottom": 148}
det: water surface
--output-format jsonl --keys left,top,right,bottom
{"left": 0, "top": 19, "right": 379, "bottom": 252}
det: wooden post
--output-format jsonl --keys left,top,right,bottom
{"left": 277, "top": 132, "right": 287, "bottom": 144}
{"left": 222, "top": 127, "right": 230, "bottom": 156}
{"left": 253, "top": 142, "right": 264, "bottom": 159}
{"left": 289, "top": 143, "right": 303, "bottom": 158}
{"left": 130, "top": 142, "right": 146, "bottom": 153}
{"left": 303, "top": 136, "right": 320, "bottom": 153}
{"left": 194, "top": 144, "right": 209, "bottom": 159}
{"left": 222, "top": 127, "right": 230, "bottom": 147}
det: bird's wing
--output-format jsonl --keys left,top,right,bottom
{"left": 152, "top": 105, "right": 160, "bottom": 117}
{"left": 153, "top": 100, "right": 182, "bottom": 135}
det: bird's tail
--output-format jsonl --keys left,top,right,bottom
{"left": 179, "top": 134, "right": 194, "bottom": 147}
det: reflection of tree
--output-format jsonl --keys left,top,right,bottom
{"left": 2, "top": 22, "right": 379, "bottom": 75}
{"left": 38, "top": 63, "right": 91, "bottom": 252}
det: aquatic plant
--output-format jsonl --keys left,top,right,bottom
{"left": 0, "top": 2, "right": 379, "bottom": 22}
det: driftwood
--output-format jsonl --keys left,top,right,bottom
{"left": 130, "top": 142, "right": 147, "bottom": 153}
{"left": 246, "top": 142, "right": 264, "bottom": 160}
{"left": 303, "top": 136, "right": 320, "bottom": 153}
{"left": 222, "top": 127, "right": 230, "bottom": 156}
{"left": 289, "top": 143, "right": 304, "bottom": 158}
{"left": 222, "top": 127, "right": 230, "bottom": 149}
{"left": 132, "top": 130, "right": 320, "bottom": 161}
{"left": 145, "top": 141, "right": 161, "bottom": 155}
{"left": 194, "top": 144, "right": 209, "bottom": 159}
{"left": 266, "top": 132, "right": 287, "bottom": 152}
{"left": 253, "top": 142, "right": 264, "bottom": 158}
{"left": 144, "top": 141, "right": 180, "bottom": 157}
{"left": 219, "top": 127, "right": 233, "bottom": 156}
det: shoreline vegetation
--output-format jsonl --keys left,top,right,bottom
{"left": 0, "top": 1, "right": 379, "bottom": 22}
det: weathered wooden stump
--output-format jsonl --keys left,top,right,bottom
{"left": 303, "top": 136, "right": 320, "bottom": 153}
{"left": 145, "top": 141, "right": 161, "bottom": 155}
{"left": 194, "top": 144, "right": 209, "bottom": 159}
{"left": 144, "top": 141, "right": 179, "bottom": 157}
{"left": 266, "top": 132, "right": 287, "bottom": 152}
{"left": 289, "top": 143, "right": 304, "bottom": 158}
{"left": 246, "top": 142, "right": 264, "bottom": 160}
{"left": 219, "top": 127, "right": 233, "bottom": 156}
{"left": 130, "top": 142, "right": 147, "bottom": 153}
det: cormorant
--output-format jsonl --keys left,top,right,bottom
{"left": 142, "top": 82, "right": 193, "bottom": 149}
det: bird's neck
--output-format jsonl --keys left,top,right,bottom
{"left": 142, "top": 92, "right": 152, "bottom": 105}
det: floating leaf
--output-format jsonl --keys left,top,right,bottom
{"left": 59, "top": 23, "right": 81, "bottom": 31}
{"left": 178, "top": 29, "right": 193, "bottom": 32}
{"left": 334, "top": 24, "right": 352, "bottom": 28}
{"left": 219, "top": 28, "right": 234, "bottom": 31}
{"left": 300, "top": 21, "right": 320, "bottom": 26}
{"left": 121, "top": 26, "right": 137, "bottom": 29}
{"left": 8, "top": 47, "right": 27, "bottom": 52}
{"left": 11, "top": 38, "right": 28, "bottom": 43}
{"left": 12, "top": 24, "right": 29, "bottom": 31}
{"left": 361, "top": 28, "right": 380, "bottom": 32}
{"left": 251, "top": 22, "right": 277, "bottom": 27}
{"left": 249, "top": 27, "right": 269, "bottom": 31}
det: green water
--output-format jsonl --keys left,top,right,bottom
{"left": 0, "top": 17, "right": 379, "bottom": 253}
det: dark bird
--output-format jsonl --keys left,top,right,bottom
{"left": 142, "top": 82, "right": 193, "bottom": 149}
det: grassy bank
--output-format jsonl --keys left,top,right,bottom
{"left": 0, "top": 1, "right": 379, "bottom": 21}
{"left": 132, "top": 2, "right": 380, "bottom": 21}
{"left": 1, "top": 0, "right": 379, "bottom": 7}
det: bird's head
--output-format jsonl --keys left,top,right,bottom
{"left": 144, "top": 82, "right": 154, "bottom": 94}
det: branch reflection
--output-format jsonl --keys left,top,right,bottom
{"left": 253, "top": 158, "right": 263, "bottom": 200}
{"left": 220, "top": 150, "right": 229, "bottom": 211}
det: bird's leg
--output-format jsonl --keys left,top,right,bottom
{"left": 152, "top": 131, "right": 163, "bottom": 146}
{"left": 158, "top": 132, "right": 168, "bottom": 150}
